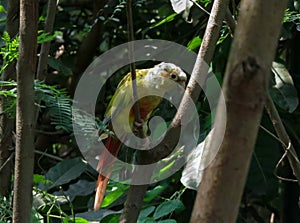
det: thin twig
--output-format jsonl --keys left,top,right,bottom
{"left": 259, "top": 125, "right": 285, "bottom": 146}
{"left": 265, "top": 93, "right": 300, "bottom": 186}
{"left": 119, "top": 1, "right": 148, "bottom": 222}
{"left": 35, "top": 0, "right": 57, "bottom": 123}
{"left": 126, "top": 0, "right": 143, "bottom": 131}
{"left": 0, "top": 152, "right": 14, "bottom": 172}
{"left": 190, "top": 0, "right": 211, "bottom": 16}
{"left": 273, "top": 142, "right": 298, "bottom": 182}
{"left": 34, "top": 129, "right": 65, "bottom": 135}
{"left": 191, "top": 0, "right": 236, "bottom": 35}
{"left": 36, "top": 0, "right": 57, "bottom": 80}
{"left": 34, "top": 150, "right": 63, "bottom": 162}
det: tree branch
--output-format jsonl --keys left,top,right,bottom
{"left": 222, "top": 0, "right": 300, "bottom": 188}
{"left": 190, "top": 0, "right": 288, "bottom": 222}
{"left": 36, "top": 0, "right": 57, "bottom": 80}
{"left": 118, "top": 1, "right": 148, "bottom": 222}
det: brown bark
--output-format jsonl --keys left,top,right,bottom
{"left": 0, "top": 0, "right": 19, "bottom": 197}
{"left": 36, "top": 0, "right": 57, "bottom": 80}
{"left": 12, "top": 0, "right": 38, "bottom": 222}
{"left": 190, "top": 0, "right": 288, "bottom": 222}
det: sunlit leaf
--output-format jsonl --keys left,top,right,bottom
{"left": 101, "top": 184, "right": 129, "bottom": 208}
{"left": 169, "top": 0, "right": 193, "bottom": 20}
{"left": 187, "top": 36, "right": 202, "bottom": 51}
{"left": 151, "top": 13, "right": 177, "bottom": 28}
{"left": 170, "top": 0, "right": 193, "bottom": 13}
{"left": 33, "top": 174, "right": 51, "bottom": 184}
{"left": 0, "top": 5, "right": 6, "bottom": 13}
{"left": 181, "top": 130, "right": 214, "bottom": 190}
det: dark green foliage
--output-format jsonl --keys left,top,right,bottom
{"left": 0, "top": 0, "right": 300, "bottom": 222}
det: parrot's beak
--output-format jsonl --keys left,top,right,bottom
{"left": 178, "top": 74, "right": 187, "bottom": 88}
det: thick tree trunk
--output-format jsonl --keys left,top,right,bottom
{"left": 12, "top": 0, "right": 38, "bottom": 222}
{"left": 190, "top": 0, "right": 288, "bottom": 222}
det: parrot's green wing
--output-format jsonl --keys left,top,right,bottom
{"left": 104, "top": 68, "right": 149, "bottom": 121}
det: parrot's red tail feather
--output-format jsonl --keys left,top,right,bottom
{"left": 94, "top": 174, "right": 109, "bottom": 210}
{"left": 94, "top": 135, "right": 122, "bottom": 211}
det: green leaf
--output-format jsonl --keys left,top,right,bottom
{"left": 144, "top": 185, "right": 165, "bottom": 203}
{"left": 33, "top": 174, "right": 51, "bottom": 184}
{"left": 0, "top": 5, "right": 6, "bottom": 13}
{"left": 73, "top": 217, "right": 89, "bottom": 223}
{"left": 53, "top": 180, "right": 95, "bottom": 202}
{"left": 75, "top": 210, "right": 122, "bottom": 222}
{"left": 138, "top": 217, "right": 156, "bottom": 223}
{"left": 153, "top": 200, "right": 185, "bottom": 220}
{"left": 40, "top": 158, "right": 87, "bottom": 190}
{"left": 139, "top": 206, "right": 156, "bottom": 219}
{"left": 187, "top": 36, "right": 202, "bottom": 51}
{"left": 151, "top": 13, "right": 177, "bottom": 28}
{"left": 157, "top": 220, "right": 177, "bottom": 223}
{"left": 102, "top": 184, "right": 129, "bottom": 207}
{"left": 30, "top": 208, "right": 44, "bottom": 223}
{"left": 270, "top": 62, "right": 299, "bottom": 113}
{"left": 37, "top": 30, "right": 59, "bottom": 44}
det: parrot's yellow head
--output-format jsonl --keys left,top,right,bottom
{"left": 145, "top": 62, "right": 187, "bottom": 89}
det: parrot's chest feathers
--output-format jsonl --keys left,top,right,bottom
{"left": 130, "top": 95, "right": 162, "bottom": 120}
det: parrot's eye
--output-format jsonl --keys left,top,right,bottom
{"left": 170, "top": 73, "right": 178, "bottom": 80}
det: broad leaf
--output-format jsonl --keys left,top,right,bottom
{"left": 101, "top": 184, "right": 129, "bottom": 208}
{"left": 170, "top": 0, "right": 193, "bottom": 20}
{"left": 157, "top": 220, "right": 177, "bottom": 223}
{"left": 270, "top": 62, "right": 299, "bottom": 113}
{"left": 153, "top": 200, "right": 185, "bottom": 220}
{"left": 53, "top": 180, "right": 95, "bottom": 202}
{"left": 39, "top": 158, "right": 87, "bottom": 190}
{"left": 181, "top": 130, "right": 214, "bottom": 190}
{"left": 137, "top": 217, "right": 156, "bottom": 223}
{"left": 74, "top": 209, "right": 122, "bottom": 221}
{"left": 139, "top": 206, "right": 156, "bottom": 219}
